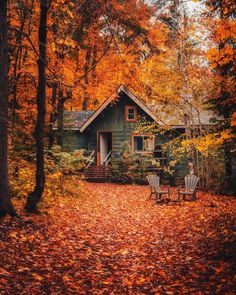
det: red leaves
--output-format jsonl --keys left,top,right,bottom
{"left": 0, "top": 182, "right": 235, "bottom": 294}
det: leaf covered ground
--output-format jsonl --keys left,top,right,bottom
{"left": 0, "top": 182, "right": 236, "bottom": 294}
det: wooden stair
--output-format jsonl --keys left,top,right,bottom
{"left": 85, "top": 165, "right": 111, "bottom": 182}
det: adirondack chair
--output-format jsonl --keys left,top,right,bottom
{"left": 146, "top": 174, "right": 170, "bottom": 202}
{"left": 178, "top": 174, "right": 199, "bottom": 201}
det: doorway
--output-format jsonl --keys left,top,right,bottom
{"left": 97, "top": 132, "right": 112, "bottom": 165}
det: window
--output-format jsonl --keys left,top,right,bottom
{"left": 133, "top": 135, "right": 154, "bottom": 152}
{"left": 125, "top": 106, "right": 137, "bottom": 122}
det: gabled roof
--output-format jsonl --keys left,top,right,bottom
{"left": 79, "top": 85, "right": 158, "bottom": 132}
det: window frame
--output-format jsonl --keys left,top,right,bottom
{"left": 125, "top": 105, "right": 137, "bottom": 122}
{"left": 132, "top": 134, "right": 155, "bottom": 153}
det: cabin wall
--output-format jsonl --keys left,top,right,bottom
{"left": 85, "top": 93, "right": 152, "bottom": 152}
{"left": 62, "top": 131, "right": 88, "bottom": 152}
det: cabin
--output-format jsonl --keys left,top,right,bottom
{"left": 55, "top": 85, "right": 213, "bottom": 181}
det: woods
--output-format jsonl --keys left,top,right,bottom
{"left": 0, "top": 0, "right": 235, "bottom": 293}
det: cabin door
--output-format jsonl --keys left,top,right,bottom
{"left": 97, "top": 132, "right": 112, "bottom": 165}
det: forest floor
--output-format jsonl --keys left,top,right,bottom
{"left": 0, "top": 181, "right": 236, "bottom": 294}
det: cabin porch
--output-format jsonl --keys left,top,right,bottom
{"left": 84, "top": 148, "right": 167, "bottom": 182}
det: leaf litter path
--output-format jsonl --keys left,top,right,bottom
{"left": 0, "top": 182, "right": 236, "bottom": 294}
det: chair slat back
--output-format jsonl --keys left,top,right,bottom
{"left": 185, "top": 174, "right": 199, "bottom": 191}
{"left": 146, "top": 174, "right": 160, "bottom": 189}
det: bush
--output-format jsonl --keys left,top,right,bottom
{"left": 108, "top": 142, "right": 152, "bottom": 184}
{"left": 45, "top": 145, "right": 89, "bottom": 175}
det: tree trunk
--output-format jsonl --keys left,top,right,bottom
{"left": 48, "top": 82, "right": 57, "bottom": 149}
{"left": 82, "top": 48, "right": 92, "bottom": 111}
{"left": 57, "top": 90, "right": 64, "bottom": 147}
{"left": 219, "top": 3, "right": 233, "bottom": 193}
{"left": 0, "top": 0, "right": 16, "bottom": 217}
{"left": 223, "top": 141, "right": 233, "bottom": 193}
{"left": 25, "top": 0, "right": 49, "bottom": 213}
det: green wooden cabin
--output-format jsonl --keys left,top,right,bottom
{"left": 56, "top": 85, "right": 213, "bottom": 180}
{"left": 59, "top": 86, "right": 176, "bottom": 162}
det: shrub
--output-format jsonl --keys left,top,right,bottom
{"left": 45, "top": 145, "right": 88, "bottom": 175}
{"left": 109, "top": 142, "right": 152, "bottom": 184}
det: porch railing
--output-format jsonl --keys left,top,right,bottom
{"left": 85, "top": 150, "right": 95, "bottom": 169}
{"left": 103, "top": 150, "right": 112, "bottom": 166}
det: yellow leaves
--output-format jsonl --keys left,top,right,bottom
{"left": 50, "top": 172, "right": 62, "bottom": 180}
{"left": 9, "top": 231, "right": 18, "bottom": 238}
{"left": 31, "top": 273, "right": 44, "bottom": 281}
{"left": 199, "top": 214, "right": 205, "bottom": 221}
{"left": 63, "top": 275, "right": 71, "bottom": 282}
{"left": 220, "top": 129, "right": 233, "bottom": 140}
{"left": 51, "top": 42, "right": 56, "bottom": 53}
{"left": 182, "top": 130, "right": 234, "bottom": 154}
{"left": 136, "top": 277, "right": 146, "bottom": 284}
{"left": 67, "top": 10, "right": 74, "bottom": 19}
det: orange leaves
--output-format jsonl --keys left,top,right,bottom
{"left": 1, "top": 182, "right": 236, "bottom": 293}
{"left": 215, "top": 20, "right": 236, "bottom": 43}
{"left": 207, "top": 45, "right": 235, "bottom": 67}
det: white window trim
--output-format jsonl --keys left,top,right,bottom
{"left": 132, "top": 134, "right": 155, "bottom": 153}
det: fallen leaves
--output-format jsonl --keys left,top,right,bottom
{"left": 0, "top": 182, "right": 235, "bottom": 294}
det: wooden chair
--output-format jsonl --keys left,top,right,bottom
{"left": 178, "top": 174, "right": 199, "bottom": 201}
{"left": 146, "top": 174, "right": 170, "bottom": 203}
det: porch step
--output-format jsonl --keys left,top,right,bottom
{"left": 85, "top": 177, "right": 107, "bottom": 183}
{"left": 85, "top": 165, "right": 111, "bottom": 182}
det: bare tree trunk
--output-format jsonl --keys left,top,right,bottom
{"left": 48, "top": 82, "right": 57, "bottom": 149}
{"left": 0, "top": 0, "right": 16, "bottom": 217}
{"left": 56, "top": 89, "right": 65, "bottom": 147}
{"left": 82, "top": 48, "right": 92, "bottom": 111}
{"left": 25, "top": 0, "right": 49, "bottom": 212}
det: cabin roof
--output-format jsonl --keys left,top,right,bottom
{"left": 151, "top": 108, "right": 218, "bottom": 128}
{"left": 59, "top": 110, "right": 94, "bottom": 130}
{"left": 79, "top": 85, "right": 158, "bottom": 132}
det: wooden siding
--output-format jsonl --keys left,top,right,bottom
{"left": 62, "top": 131, "right": 88, "bottom": 152}
{"left": 84, "top": 93, "right": 153, "bottom": 153}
